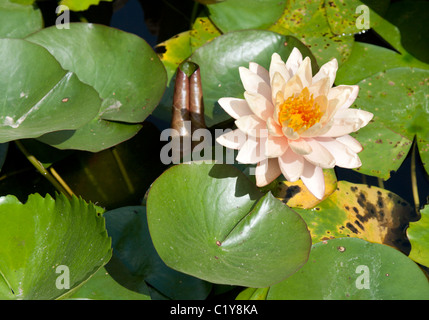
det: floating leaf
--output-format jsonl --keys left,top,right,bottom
{"left": 272, "top": 169, "right": 337, "bottom": 209}
{"left": 36, "top": 118, "right": 142, "bottom": 153}
{"left": 206, "top": 0, "right": 287, "bottom": 33}
{"left": 0, "top": 39, "right": 101, "bottom": 143}
{"left": 26, "top": 23, "right": 167, "bottom": 151}
{"left": 353, "top": 68, "right": 429, "bottom": 177}
{"left": 266, "top": 238, "right": 429, "bottom": 300}
{"left": 293, "top": 181, "right": 417, "bottom": 254}
{"left": 0, "top": 0, "right": 42, "bottom": 39}
{"left": 269, "top": 0, "right": 354, "bottom": 65}
{"left": 59, "top": 0, "right": 113, "bottom": 12}
{"left": 68, "top": 267, "right": 150, "bottom": 300}
{"left": 0, "top": 193, "right": 112, "bottom": 300}
{"left": 189, "top": 17, "right": 221, "bottom": 52}
{"left": 104, "top": 205, "right": 212, "bottom": 300}
{"left": 408, "top": 204, "right": 429, "bottom": 268}
{"left": 146, "top": 162, "right": 311, "bottom": 288}
{"left": 189, "top": 30, "right": 318, "bottom": 127}
{"left": 335, "top": 42, "right": 428, "bottom": 85}
{"left": 324, "top": 0, "right": 366, "bottom": 36}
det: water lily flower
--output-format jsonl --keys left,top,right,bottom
{"left": 216, "top": 48, "right": 373, "bottom": 199}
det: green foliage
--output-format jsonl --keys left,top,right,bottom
{"left": 266, "top": 238, "right": 429, "bottom": 299}
{"left": 146, "top": 162, "right": 311, "bottom": 288}
{"left": 0, "top": 0, "right": 428, "bottom": 302}
{"left": 0, "top": 193, "right": 111, "bottom": 300}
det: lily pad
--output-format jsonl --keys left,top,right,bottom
{"left": 189, "top": 30, "right": 318, "bottom": 127}
{"left": 272, "top": 169, "right": 338, "bottom": 209}
{"left": 0, "top": 193, "right": 112, "bottom": 300}
{"left": 0, "top": 38, "right": 101, "bottom": 143}
{"left": 68, "top": 267, "right": 150, "bottom": 300}
{"left": 146, "top": 162, "right": 311, "bottom": 288}
{"left": 267, "top": 238, "right": 429, "bottom": 300}
{"left": 293, "top": 181, "right": 417, "bottom": 254}
{"left": 269, "top": 0, "right": 354, "bottom": 65}
{"left": 26, "top": 23, "right": 166, "bottom": 123}
{"left": 26, "top": 23, "right": 167, "bottom": 151}
{"left": 353, "top": 67, "right": 429, "bottom": 177}
{"left": 0, "top": 0, "right": 43, "bottom": 39}
{"left": 104, "top": 205, "right": 212, "bottom": 300}
{"left": 206, "top": 0, "right": 287, "bottom": 33}
{"left": 59, "top": 0, "right": 113, "bottom": 12}
{"left": 407, "top": 204, "right": 429, "bottom": 268}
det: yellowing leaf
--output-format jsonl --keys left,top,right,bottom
{"left": 272, "top": 169, "right": 337, "bottom": 209}
{"left": 294, "top": 181, "right": 418, "bottom": 254}
{"left": 59, "top": 0, "right": 113, "bottom": 12}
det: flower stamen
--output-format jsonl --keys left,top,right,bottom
{"left": 278, "top": 87, "right": 322, "bottom": 132}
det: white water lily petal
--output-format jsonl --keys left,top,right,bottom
{"left": 269, "top": 53, "right": 291, "bottom": 84}
{"left": 300, "top": 161, "right": 325, "bottom": 200}
{"left": 239, "top": 67, "right": 272, "bottom": 101}
{"left": 336, "top": 135, "right": 363, "bottom": 153}
{"left": 218, "top": 97, "right": 253, "bottom": 119}
{"left": 315, "top": 137, "right": 361, "bottom": 168}
{"left": 255, "top": 158, "right": 282, "bottom": 187}
{"left": 289, "top": 138, "right": 312, "bottom": 155}
{"left": 236, "top": 136, "right": 266, "bottom": 164}
{"left": 244, "top": 91, "right": 274, "bottom": 121}
{"left": 267, "top": 117, "right": 283, "bottom": 137}
{"left": 321, "top": 109, "right": 373, "bottom": 137}
{"left": 308, "top": 76, "right": 331, "bottom": 99}
{"left": 328, "top": 85, "right": 359, "bottom": 110}
{"left": 278, "top": 147, "right": 304, "bottom": 182}
{"left": 282, "top": 126, "right": 300, "bottom": 140}
{"left": 271, "top": 72, "right": 287, "bottom": 106}
{"left": 294, "top": 56, "right": 312, "bottom": 88}
{"left": 235, "top": 114, "right": 268, "bottom": 138}
{"left": 285, "top": 47, "right": 303, "bottom": 77}
{"left": 249, "top": 62, "right": 270, "bottom": 85}
{"left": 303, "top": 138, "right": 336, "bottom": 169}
{"left": 265, "top": 135, "right": 288, "bottom": 158}
{"left": 312, "top": 58, "right": 338, "bottom": 87}
{"left": 216, "top": 128, "right": 247, "bottom": 150}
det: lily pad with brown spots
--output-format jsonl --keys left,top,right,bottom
{"left": 271, "top": 169, "right": 337, "bottom": 209}
{"left": 293, "top": 181, "right": 418, "bottom": 254}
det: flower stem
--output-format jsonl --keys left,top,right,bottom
{"left": 411, "top": 140, "right": 420, "bottom": 213}
{"left": 15, "top": 140, "right": 73, "bottom": 199}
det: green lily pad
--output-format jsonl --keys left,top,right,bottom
{"left": 336, "top": 42, "right": 429, "bottom": 85}
{"left": 206, "top": 0, "right": 287, "bottom": 33}
{"left": 353, "top": 67, "right": 429, "bottom": 177}
{"left": 408, "top": 204, "right": 429, "bottom": 268}
{"left": 68, "top": 267, "right": 150, "bottom": 300}
{"left": 267, "top": 238, "right": 429, "bottom": 300}
{"left": 59, "top": 0, "right": 113, "bottom": 12}
{"left": 0, "top": 38, "right": 101, "bottom": 143}
{"left": 146, "top": 162, "right": 311, "bottom": 288}
{"left": 26, "top": 23, "right": 167, "bottom": 151}
{"left": 36, "top": 118, "right": 142, "bottom": 152}
{"left": 104, "top": 206, "right": 212, "bottom": 300}
{"left": 26, "top": 23, "right": 166, "bottom": 123}
{"left": 189, "top": 30, "right": 318, "bottom": 127}
{"left": 0, "top": 193, "right": 112, "bottom": 300}
{"left": 0, "top": 0, "right": 43, "bottom": 39}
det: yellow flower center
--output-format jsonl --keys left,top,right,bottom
{"left": 278, "top": 87, "right": 322, "bottom": 132}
